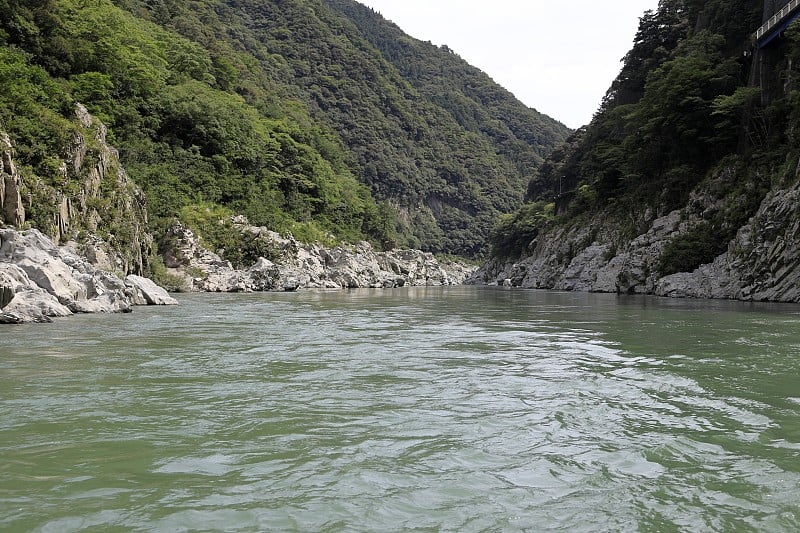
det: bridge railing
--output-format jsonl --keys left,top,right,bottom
{"left": 755, "top": 0, "right": 800, "bottom": 41}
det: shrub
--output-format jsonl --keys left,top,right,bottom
{"left": 490, "top": 201, "right": 554, "bottom": 259}
{"left": 658, "top": 222, "right": 726, "bottom": 276}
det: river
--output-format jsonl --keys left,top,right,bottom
{"left": 1, "top": 287, "right": 799, "bottom": 531}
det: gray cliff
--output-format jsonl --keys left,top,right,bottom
{"left": 1, "top": 106, "right": 175, "bottom": 323}
{"left": 471, "top": 167, "right": 800, "bottom": 303}
{"left": 2, "top": 105, "right": 151, "bottom": 275}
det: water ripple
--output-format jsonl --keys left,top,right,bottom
{"left": 1, "top": 288, "right": 799, "bottom": 531}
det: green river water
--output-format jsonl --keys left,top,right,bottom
{"left": 1, "top": 287, "right": 799, "bottom": 531}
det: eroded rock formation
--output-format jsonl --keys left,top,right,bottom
{"left": 160, "top": 218, "right": 476, "bottom": 293}
{"left": 0, "top": 131, "right": 25, "bottom": 228}
{"left": 471, "top": 172, "right": 800, "bottom": 303}
{"left": 0, "top": 228, "right": 176, "bottom": 324}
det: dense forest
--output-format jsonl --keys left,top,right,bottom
{"left": 0, "top": 0, "right": 568, "bottom": 264}
{"left": 492, "top": 0, "right": 800, "bottom": 276}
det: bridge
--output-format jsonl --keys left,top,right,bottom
{"left": 755, "top": 0, "right": 800, "bottom": 47}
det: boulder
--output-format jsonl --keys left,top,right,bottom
{"left": 0, "top": 228, "right": 177, "bottom": 324}
{"left": 125, "top": 275, "right": 179, "bottom": 306}
{"left": 0, "top": 263, "right": 72, "bottom": 323}
{"left": 248, "top": 258, "right": 280, "bottom": 291}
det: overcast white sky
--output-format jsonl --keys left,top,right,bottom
{"left": 357, "top": 1, "right": 660, "bottom": 129}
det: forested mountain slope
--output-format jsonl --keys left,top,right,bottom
{"left": 479, "top": 0, "right": 800, "bottom": 302}
{"left": 0, "top": 0, "right": 568, "bottom": 264}
{"left": 322, "top": 0, "right": 563, "bottom": 179}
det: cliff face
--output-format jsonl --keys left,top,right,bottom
{"left": 479, "top": 0, "right": 800, "bottom": 303}
{"left": 0, "top": 106, "right": 174, "bottom": 323}
{"left": 657, "top": 176, "right": 800, "bottom": 301}
{"left": 472, "top": 165, "right": 800, "bottom": 302}
{"left": 58, "top": 104, "right": 151, "bottom": 274}
{"left": 1, "top": 104, "right": 151, "bottom": 275}
{"left": 0, "top": 132, "right": 25, "bottom": 228}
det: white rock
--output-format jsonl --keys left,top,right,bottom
{"left": 0, "top": 228, "right": 177, "bottom": 324}
{"left": 159, "top": 219, "right": 477, "bottom": 292}
{"left": 125, "top": 275, "right": 179, "bottom": 305}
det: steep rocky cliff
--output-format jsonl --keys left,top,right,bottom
{"left": 478, "top": 0, "right": 800, "bottom": 303}
{"left": 0, "top": 132, "right": 25, "bottom": 228}
{"left": 2, "top": 104, "right": 150, "bottom": 275}
{"left": 0, "top": 107, "right": 176, "bottom": 323}
{"left": 472, "top": 164, "right": 800, "bottom": 302}
{"left": 57, "top": 104, "right": 151, "bottom": 274}
{"left": 657, "top": 176, "right": 800, "bottom": 301}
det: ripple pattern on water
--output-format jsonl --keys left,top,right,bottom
{"left": 1, "top": 288, "right": 799, "bottom": 532}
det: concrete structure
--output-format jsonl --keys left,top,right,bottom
{"left": 756, "top": 0, "right": 800, "bottom": 46}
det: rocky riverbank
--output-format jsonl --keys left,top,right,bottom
{"left": 159, "top": 218, "right": 476, "bottom": 292}
{"left": 0, "top": 218, "right": 477, "bottom": 323}
{"left": 0, "top": 221, "right": 476, "bottom": 324}
{"left": 470, "top": 171, "right": 800, "bottom": 303}
{"left": 0, "top": 228, "right": 176, "bottom": 324}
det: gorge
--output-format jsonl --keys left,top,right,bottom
{"left": 5, "top": 0, "right": 800, "bottom": 322}
{"left": 2, "top": 2, "right": 800, "bottom": 530}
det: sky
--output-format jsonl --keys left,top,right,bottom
{"left": 356, "top": 1, "right": 661, "bottom": 129}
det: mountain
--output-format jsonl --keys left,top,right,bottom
{"left": 0, "top": 0, "right": 569, "bottom": 265}
{"left": 478, "top": 0, "right": 800, "bottom": 302}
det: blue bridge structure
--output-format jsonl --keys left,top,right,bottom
{"left": 755, "top": 0, "right": 800, "bottom": 47}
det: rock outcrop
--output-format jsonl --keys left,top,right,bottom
{"left": 0, "top": 131, "right": 25, "bottom": 228}
{"left": 2, "top": 105, "right": 151, "bottom": 275}
{"left": 472, "top": 209, "right": 687, "bottom": 295}
{"left": 2, "top": 110, "right": 175, "bottom": 323}
{"left": 60, "top": 104, "right": 151, "bottom": 274}
{"left": 655, "top": 179, "right": 800, "bottom": 302}
{"left": 471, "top": 176, "right": 800, "bottom": 303}
{"left": 0, "top": 228, "right": 176, "bottom": 324}
{"left": 124, "top": 274, "right": 181, "bottom": 306}
{"left": 161, "top": 219, "right": 476, "bottom": 292}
